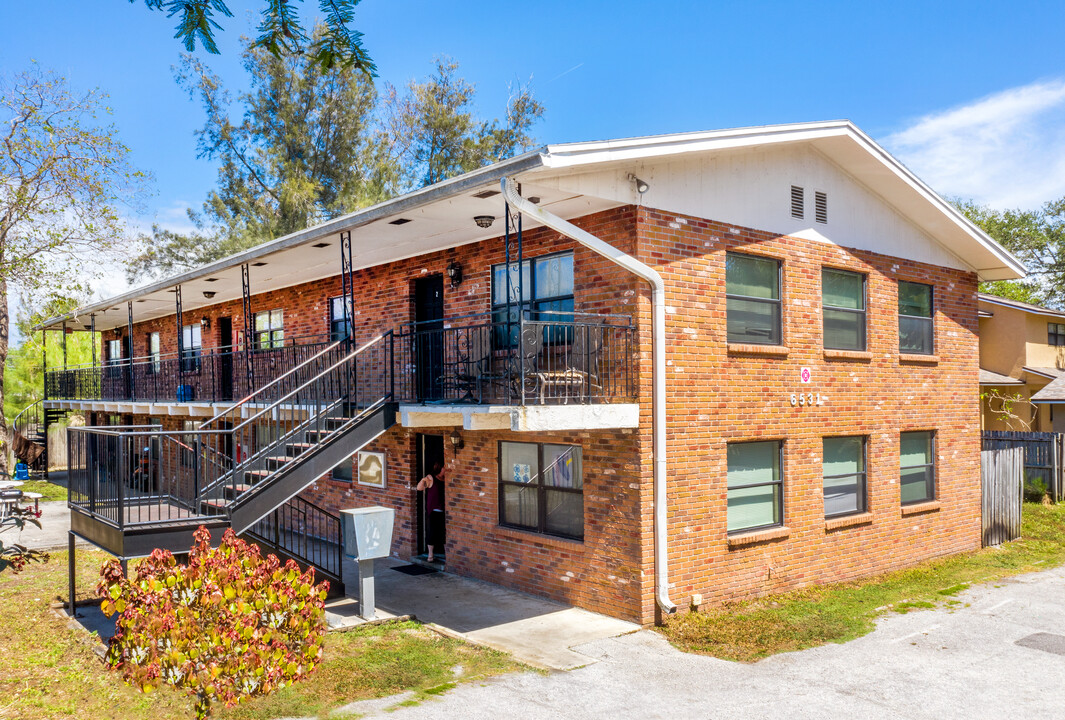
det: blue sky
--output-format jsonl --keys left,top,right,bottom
{"left": 3, "top": 1, "right": 1065, "bottom": 280}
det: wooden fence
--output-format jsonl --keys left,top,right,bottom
{"left": 981, "top": 430, "right": 1063, "bottom": 503}
{"left": 981, "top": 446, "right": 1024, "bottom": 547}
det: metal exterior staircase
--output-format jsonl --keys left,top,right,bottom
{"left": 67, "top": 332, "right": 398, "bottom": 591}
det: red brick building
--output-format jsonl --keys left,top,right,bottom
{"left": 41, "top": 121, "right": 1024, "bottom": 625}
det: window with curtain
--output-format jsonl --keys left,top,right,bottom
{"left": 491, "top": 252, "right": 574, "bottom": 347}
{"left": 254, "top": 309, "right": 284, "bottom": 349}
{"left": 727, "top": 440, "right": 783, "bottom": 533}
{"left": 822, "top": 269, "right": 866, "bottom": 351}
{"left": 898, "top": 281, "right": 933, "bottom": 354}
{"left": 900, "top": 431, "right": 935, "bottom": 505}
{"left": 181, "top": 419, "right": 197, "bottom": 467}
{"left": 106, "top": 339, "right": 122, "bottom": 364}
{"left": 823, "top": 436, "right": 867, "bottom": 517}
{"left": 329, "top": 296, "right": 353, "bottom": 342}
{"left": 498, "top": 441, "right": 583, "bottom": 540}
{"left": 181, "top": 324, "right": 202, "bottom": 372}
{"left": 726, "top": 253, "right": 782, "bottom": 345}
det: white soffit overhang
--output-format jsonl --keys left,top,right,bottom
{"left": 40, "top": 121, "right": 1025, "bottom": 331}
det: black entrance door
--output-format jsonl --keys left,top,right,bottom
{"left": 218, "top": 317, "right": 234, "bottom": 401}
{"left": 415, "top": 434, "right": 445, "bottom": 558}
{"left": 413, "top": 275, "right": 444, "bottom": 401}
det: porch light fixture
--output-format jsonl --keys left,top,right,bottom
{"left": 474, "top": 215, "right": 495, "bottom": 229}
{"left": 446, "top": 260, "right": 463, "bottom": 288}
{"left": 200, "top": 316, "right": 211, "bottom": 331}
{"left": 448, "top": 430, "right": 464, "bottom": 451}
{"left": 202, "top": 291, "right": 217, "bottom": 299}
{"left": 628, "top": 173, "right": 649, "bottom": 194}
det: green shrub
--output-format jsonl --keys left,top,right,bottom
{"left": 98, "top": 526, "right": 329, "bottom": 718}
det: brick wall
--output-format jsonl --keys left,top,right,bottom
{"left": 635, "top": 206, "right": 982, "bottom": 618}
{"left": 96, "top": 202, "right": 983, "bottom": 627}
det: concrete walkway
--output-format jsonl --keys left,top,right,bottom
{"left": 333, "top": 565, "right": 1065, "bottom": 720}
{"left": 1, "top": 500, "right": 87, "bottom": 551}
{"left": 329, "top": 557, "right": 639, "bottom": 670}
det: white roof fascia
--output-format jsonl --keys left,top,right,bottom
{"left": 35, "top": 150, "right": 547, "bottom": 331}
{"left": 538, "top": 120, "right": 1026, "bottom": 280}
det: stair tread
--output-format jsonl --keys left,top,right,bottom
{"left": 201, "top": 499, "right": 231, "bottom": 509}
{"left": 245, "top": 469, "right": 272, "bottom": 478}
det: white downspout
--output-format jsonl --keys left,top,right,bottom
{"left": 501, "top": 177, "right": 677, "bottom": 616}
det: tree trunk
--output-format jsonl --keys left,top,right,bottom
{"left": 0, "top": 274, "right": 8, "bottom": 476}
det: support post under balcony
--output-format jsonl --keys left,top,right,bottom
{"left": 242, "top": 263, "right": 253, "bottom": 391}
{"left": 128, "top": 301, "right": 135, "bottom": 402}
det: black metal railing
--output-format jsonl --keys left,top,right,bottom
{"left": 46, "top": 333, "right": 335, "bottom": 404}
{"left": 394, "top": 311, "right": 636, "bottom": 405}
{"left": 67, "top": 331, "right": 395, "bottom": 530}
{"left": 67, "top": 426, "right": 218, "bottom": 528}
{"left": 246, "top": 495, "right": 344, "bottom": 586}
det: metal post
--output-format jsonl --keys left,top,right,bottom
{"left": 504, "top": 203, "right": 512, "bottom": 404}
{"left": 517, "top": 200, "right": 525, "bottom": 406}
{"left": 62, "top": 322, "right": 68, "bottom": 370}
{"left": 41, "top": 329, "right": 47, "bottom": 400}
{"left": 358, "top": 558, "right": 376, "bottom": 620}
{"left": 241, "top": 264, "right": 253, "bottom": 391}
{"left": 68, "top": 532, "right": 77, "bottom": 617}
{"left": 341, "top": 230, "right": 355, "bottom": 344}
{"left": 175, "top": 285, "right": 184, "bottom": 373}
{"left": 127, "top": 302, "right": 135, "bottom": 402}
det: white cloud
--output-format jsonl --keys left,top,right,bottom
{"left": 884, "top": 79, "right": 1065, "bottom": 210}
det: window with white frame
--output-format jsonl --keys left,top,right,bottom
{"left": 147, "top": 332, "right": 161, "bottom": 374}
{"left": 254, "top": 309, "right": 284, "bottom": 349}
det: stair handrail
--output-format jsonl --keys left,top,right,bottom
{"left": 198, "top": 339, "right": 346, "bottom": 430}
{"left": 194, "top": 331, "right": 393, "bottom": 502}
{"left": 231, "top": 332, "right": 391, "bottom": 433}
{"left": 12, "top": 399, "right": 43, "bottom": 437}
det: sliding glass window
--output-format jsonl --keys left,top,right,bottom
{"left": 898, "top": 281, "right": 933, "bottom": 354}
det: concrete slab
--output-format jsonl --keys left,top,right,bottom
{"left": 332, "top": 565, "right": 1065, "bottom": 720}
{"left": 1, "top": 499, "right": 90, "bottom": 552}
{"left": 342, "top": 557, "right": 639, "bottom": 670}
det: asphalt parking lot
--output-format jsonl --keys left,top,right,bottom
{"left": 337, "top": 565, "right": 1065, "bottom": 720}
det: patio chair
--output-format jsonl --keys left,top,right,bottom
{"left": 536, "top": 325, "right": 604, "bottom": 404}
{"left": 480, "top": 324, "right": 544, "bottom": 403}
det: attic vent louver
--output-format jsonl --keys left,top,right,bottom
{"left": 815, "top": 191, "right": 828, "bottom": 224}
{"left": 790, "top": 185, "right": 804, "bottom": 219}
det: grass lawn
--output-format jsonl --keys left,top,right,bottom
{"left": 18, "top": 479, "right": 68, "bottom": 502}
{"left": 660, "top": 502, "right": 1065, "bottom": 662}
{"left": 0, "top": 549, "right": 519, "bottom": 719}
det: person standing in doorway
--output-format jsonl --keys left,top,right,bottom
{"left": 412, "top": 461, "right": 445, "bottom": 562}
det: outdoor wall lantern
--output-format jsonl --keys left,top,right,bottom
{"left": 449, "top": 430, "right": 464, "bottom": 451}
{"left": 202, "top": 291, "right": 216, "bottom": 299}
{"left": 200, "top": 316, "right": 211, "bottom": 331}
{"left": 474, "top": 215, "right": 495, "bottom": 229}
{"left": 446, "top": 260, "right": 463, "bottom": 288}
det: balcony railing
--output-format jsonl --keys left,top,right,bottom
{"left": 45, "top": 334, "right": 335, "bottom": 404}
{"left": 394, "top": 311, "right": 636, "bottom": 405}
{"left": 47, "top": 313, "right": 638, "bottom": 407}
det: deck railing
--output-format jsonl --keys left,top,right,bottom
{"left": 49, "top": 313, "right": 638, "bottom": 408}
{"left": 394, "top": 311, "right": 637, "bottom": 405}
{"left": 45, "top": 333, "right": 334, "bottom": 404}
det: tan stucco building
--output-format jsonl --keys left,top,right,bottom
{"left": 979, "top": 293, "right": 1065, "bottom": 431}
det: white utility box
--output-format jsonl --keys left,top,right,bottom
{"left": 339, "top": 506, "right": 395, "bottom": 620}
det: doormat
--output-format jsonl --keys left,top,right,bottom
{"left": 392, "top": 564, "right": 438, "bottom": 576}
